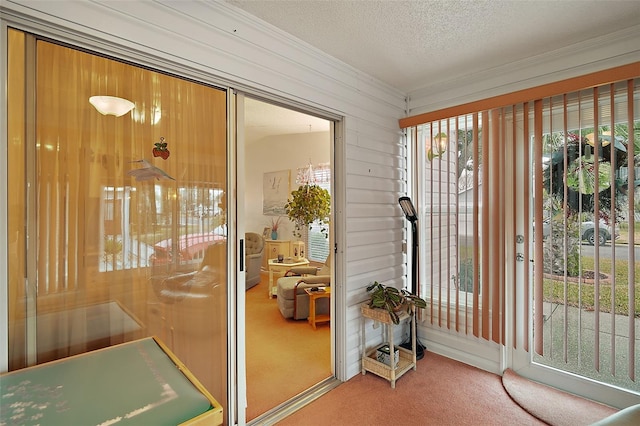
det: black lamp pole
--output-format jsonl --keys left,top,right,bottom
{"left": 409, "top": 220, "right": 418, "bottom": 295}
{"left": 398, "top": 196, "right": 426, "bottom": 359}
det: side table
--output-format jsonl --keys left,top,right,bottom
{"left": 304, "top": 287, "right": 331, "bottom": 329}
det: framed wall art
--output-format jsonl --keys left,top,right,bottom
{"left": 263, "top": 169, "right": 290, "bottom": 215}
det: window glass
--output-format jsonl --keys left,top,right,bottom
{"left": 7, "top": 32, "right": 229, "bottom": 413}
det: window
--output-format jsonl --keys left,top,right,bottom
{"left": 407, "top": 74, "right": 639, "bottom": 394}
{"left": 533, "top": 84, "right": 639, "bottom": 391}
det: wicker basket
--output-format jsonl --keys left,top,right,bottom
{"left": 361, "top": 304, "right": 411, "bottom": 324}
{"left": 360, "top": 303, "right": 416, "bottom": 387}
{"left": 362, "top": 346, "right": 414, "bottom": 380}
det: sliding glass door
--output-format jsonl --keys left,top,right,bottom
{"left": 7, "top": 28, "right": 230, "bottom": 417}
{"left": 531, "top": 82, "right": 639, "bottom": 392}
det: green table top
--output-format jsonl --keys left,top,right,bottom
{"left": 0, "top": 337, "right": 216, "bottom": 425}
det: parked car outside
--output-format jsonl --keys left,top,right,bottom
{"left": 580, "top": 220, "right": 619, "bottom": 246}
{"left": 535, "top": 219, "right": 618, "bottom": 246}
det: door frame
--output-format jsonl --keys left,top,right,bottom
{"left": 235, "top": 93, "right": 344, "bottom": 424}
{"left": 233, "top": 91, "right": 247, "bottom": 426}
{"left": 0, "top": 15, "right": 348, "bottom": 425}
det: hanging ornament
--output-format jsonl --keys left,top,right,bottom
{"left": 127, "top": 159, "right": 175, "bottom": 181}
{"left": 303, "top": 160, "right": 316, "bottom": 186}
{"left": 152, "top": 136, "right": 170, "bottom": 159}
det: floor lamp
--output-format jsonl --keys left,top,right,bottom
{"left": 398, "top": 196, "right": 426, "bottom": 359}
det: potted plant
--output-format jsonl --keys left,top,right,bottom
{"left": 284, "top": 184, "right": 331, "bottom": 238}
{"left": 366, "top": 281, "right": 427, "bottom": 324}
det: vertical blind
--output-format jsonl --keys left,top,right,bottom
{"left": 416, "top": 109, "right": 512, "bottom": 345}
{"left": 403, "top": 67, "right": 638, "bottom": 391}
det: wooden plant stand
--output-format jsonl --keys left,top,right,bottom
{"left": 360, "top": 304, "right": 417, "bottom": 388}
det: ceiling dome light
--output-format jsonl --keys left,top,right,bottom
{"left": 89, "top": 96, "right": 135, "bottom": 117}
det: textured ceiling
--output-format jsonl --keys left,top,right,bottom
{"left": 227, "top": 0, "right": 640, "bottom": 93}
{"left": 244, "top": 97, "right": 330, "bottom": 142}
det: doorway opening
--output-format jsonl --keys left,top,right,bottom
{"left": 242, "top": 97, "right": 334, "bottom": 421}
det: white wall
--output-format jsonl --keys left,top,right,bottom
{"left": 245, "top": 131, "right": 329, "bottom": 240}
{"left": 0, "top": 1, "right": 407, "bottom": 386}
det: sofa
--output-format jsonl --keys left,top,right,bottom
{"left": 276, "top": 254, "right": 331, "bottom": 319}
{"left": 245, "top": 232, "right": 264, "bottom": 290}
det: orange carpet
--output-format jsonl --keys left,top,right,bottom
{"left": 245, "top": 274, "right": 331, "bottom": 421}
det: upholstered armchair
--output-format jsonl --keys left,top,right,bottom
{"left": 245, "top": 232, "right": 264, "bottom": 290}
{"left": 277, "top": 253, "right": 331, "bottom": 319}
{"left": 150, "top": 242, "right": 224, "bottom": 304}
{"left": 147, "top": 242, "right": 225, "bottom": 367}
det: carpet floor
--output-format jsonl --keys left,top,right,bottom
{"left": 277, "top": 352, "right": 620, "bottom": 426}
{"left": 245, "top": 273, "right": 619, "bottom": 425}
{"left": 245, "top": 274, "right": 331, "bottom": 421}
{"left": 278, "top": 352, "right": 544, "bottom": 426}
{"left": 502, "top": 368, "right": 617, "bottom": 426}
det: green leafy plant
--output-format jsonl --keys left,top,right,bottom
{"left": 543, "top": 217, "right": 581, "bottom": 276}
{"left": 366, "top": 281, "right": 427, "bottom": 324}
{"left": 543, "top": 130, "right": 636, "bottom": 221}
{"left": 104, "top": 236, "right": 123, "bottom": 256}
{"left": 566, "top": 154, "right": 611, "bottom": 195}
{"left": 103, "top": 236, "right": 123, "bottom": 263}
{"left": 284, "top": 184, "right": 330, "bottom": 238}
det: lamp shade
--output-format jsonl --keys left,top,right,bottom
{"left": 89, "top": 96, "right": 135, "bottom": 117}
{"left": 399, "top": 196, "right": 418, "bottom": 222}
{"left": 435, "top": 132, "right": 448, "bottom": 153}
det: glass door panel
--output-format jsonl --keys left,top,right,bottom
{"left": 7, "top": 29, "right": 229, "bottom": 417}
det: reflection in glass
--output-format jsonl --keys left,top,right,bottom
{"left": 7, "top": 31, "right": 229, "bottom": 417}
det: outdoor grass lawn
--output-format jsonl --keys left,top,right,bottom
{"left": 543, "top": 257, "right": 640, "bottom": 317}
{"left": 618, "top": 221, "right": 640, "bottom": 245}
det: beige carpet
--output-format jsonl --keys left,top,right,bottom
{"left": 502, "top": 368, "right": 618, "bottom": 426}
{"left": 245, "top": 273, "right": 331, "bottom": 421}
